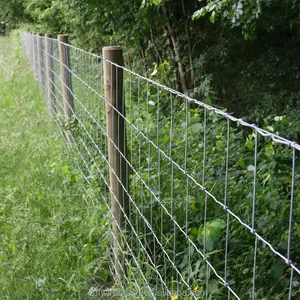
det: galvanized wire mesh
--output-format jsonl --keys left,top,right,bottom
{"left": 23, "top": 32, "right": 300, "bottom": 299}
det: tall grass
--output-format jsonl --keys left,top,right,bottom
{"left": 0, "top": 32, "right": 110, "bottom": 299}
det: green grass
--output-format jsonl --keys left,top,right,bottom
{"left": 0, "top": 32, "right": 110, "bottom": 299}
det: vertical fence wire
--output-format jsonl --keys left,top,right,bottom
{"left": 23, "top": 32, "right": 300, "bottom": 300}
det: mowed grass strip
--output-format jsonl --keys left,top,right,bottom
{"left": 0, "top": 32, "right": 110, "bottom": 299}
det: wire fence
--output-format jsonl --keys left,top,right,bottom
{"left": 23, "top": 32, "right": 300, "bottom": 299}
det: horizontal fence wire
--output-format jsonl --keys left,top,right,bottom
{"left": 23, "top": 32, "right": 300, "bottom": 299}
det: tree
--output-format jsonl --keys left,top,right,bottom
{"left": 192, "top": 0, "right": 262, "bottom": 38}
{"left": 0, "top": 0, "right": 28, "bottom": 23}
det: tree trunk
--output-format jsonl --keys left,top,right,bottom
{"left": 181, "top": 0, "right": 195, "bottom": 88}
{"left": 161, "top": 5, "right": 188, "bottom": 94}
{"left": 150, "top": 27, "right": 163, "bottom": 64}
{"left": 139, "top": 43, "right": 147, "bottom": 75}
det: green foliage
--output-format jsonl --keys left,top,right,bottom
{"left": 120, "top": 74, "right": 300, "bottom": 298}
{"left": 0, "top": 0, "right": 28, "bottom": 23}
{"left": 141, "top": 0, "right": 166, "bottom": 7}
{"left": 5, "top": 0, "right": 300, "bottom": 137}
{"left": 192, "top": 0, "right": 262, "bottom": 38}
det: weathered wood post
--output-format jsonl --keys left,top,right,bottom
{"left": 37, "top": 33, "right": 44, "bottom": 87}
{"left": 45, "top": 33, "right": 56, "bottom": 113}
{"left": 103, "top": 46, "right": 128, "bottom": 282}
{"left": 32, "top": 33, "right": 38, "bottom": 77}
{"left": 58, "top": 34, "right": 74, "bottom": 144}
{"left": 29, "top": 33, "right": 34, "bottom": 66}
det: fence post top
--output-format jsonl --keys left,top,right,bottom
{"left": 102, "top": 46, "right": 123, "bottom": 65}
{"left": 102, "top": 46, "right": 122, "bottom": 52}
{"left": 57, "top": 34, "right": 68, "bottom": 41}
{"left": 45, "top": 33, "right": 52, "bottom": 38}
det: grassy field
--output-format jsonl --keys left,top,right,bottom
{"left": 0, "top": 32, "right": 109, "bottom": 299}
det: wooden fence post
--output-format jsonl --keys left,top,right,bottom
{"left": 58, "top": 34, "right": 74, "bottom": 144}
{"left": 29, "top": 33, "right": 34, "bottom": 68}
{"left": 37, "top": 33, "right": 44, "bottom": 87}
{"left": 33, "top": 33, "right": 38, "bottom": 77}
{"left": 45, "top": 33, "right": 56, "bottom": 114}
{"left": 103, "top": 46, "right": 128, "bottom": 282}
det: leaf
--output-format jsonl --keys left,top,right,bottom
{"left": 271, "top": 261, "right": 286, "bottom": 280}
{"left": 257, "top": 215, "right": 265, "bottom": 227}
{"left": 247, "top": 165, "right": 255, "bottom": 172}
{"left": 141, "top": 0, "right": 162, "bottom": 6}
{"left": 238, "top": 158, "right": 245, "bottom": 168}
{"left": 246, "top": 139, "right": 254, "bottom": 149}
{"left": 152, "top": 0, "right": 162, "bottom": 5}
{"left": 216, "top": 140, "right": 223, "bottom": 147}
{"left": 210, "top": 219, "right": 226, "bottom": 229}
{"left": 190, "top": 227, "right": 198, "bottom": 237}
{"left": 263, "top": 173, "right": 271, "bottom": 186}
{"left": 237, "top": 2, "right": 243, "bottom": 9}
{"left": 192, "top": 201, "right": 201, "bottom": 211}
{"left": 191, "top": 123, "right": 202, "bottom": 133}
{"left": 150, "top": 69, "right": 157, "bottom": 76}
{"left": 207, "top": 3, "right": 216, "bottom": 12}
{"left": 274, "top": 116, "right": 284, "bottom": 122}
{"left": 270, "top": 200, "right": 278, "bottom": 210}
{"left": 208, "top": 279, "right": 219, "bottom": 294}
{"left": 205, "top": 238, "right": 214, "bottom": 251}
{"left": 210, "top": 11, "right": 216, "bottom": 23}
{"left": 192, "top": 8, "right": 207, "bottom": 20}
{"left": 265, "top": 144, "right": 275, "bottom": 157}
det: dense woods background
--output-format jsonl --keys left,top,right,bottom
{"left": 1, "top": 0, "right": 299, "bottom": 132}
{"left": 1, "top": 0, "right": 300, "bottom": 132}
